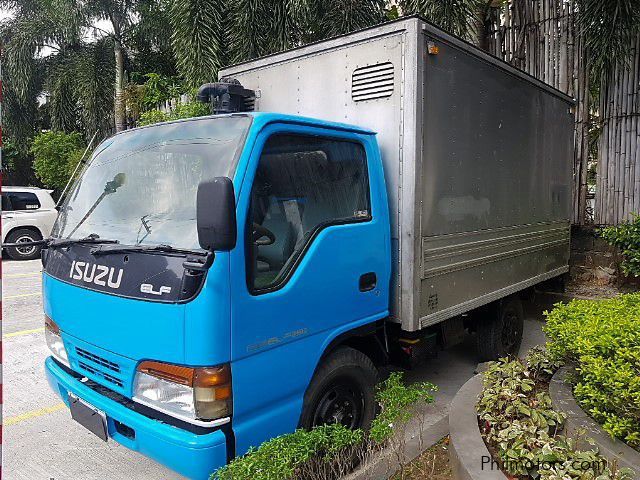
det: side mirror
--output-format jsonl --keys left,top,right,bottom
{"left": 197, "top": 177, "right": 237, "bottom": 251}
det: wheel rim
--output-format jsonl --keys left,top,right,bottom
{"left": 14, "top": 235, "right": 37, "bottom": 256}
{"left": 501, "top": 309, "right": 520, "bottom": 354}
{"left": 312, "top": 380, "right": 364, "bottom": 429}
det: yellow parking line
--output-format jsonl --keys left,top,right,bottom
{"left": 4, "top": 292, "right": 40, "bottom": 300}
{"left": 4, "top": 272, "right": 41, "bottom": 278}
{"left": 5, "top": 403, "right": 66, "bottom": 426}
{"left": 4, "top": 327, "right": 44, "bottom": 338}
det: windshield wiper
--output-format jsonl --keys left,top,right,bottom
{"left": 49, "top": 234, "right": 120, "bottom": 249}
{"left": 90, "top": 243, "right": 204, "bottom": 257}
{"left": 4, "top": 234, "right": 119, "bottom": 249}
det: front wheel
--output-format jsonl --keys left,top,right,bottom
{"left": 299, "top": 347, "right": 377, "bottom": 431}
{"left": 5, "top": 228, "right": 43, "bottom": 260}
{"left": 476, "top": 296, "right": 524, "bottom": 361}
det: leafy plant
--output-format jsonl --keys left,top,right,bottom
{"left": 137, "top": 109, "right": 169, "bottom": 126}
{"left": 213, "top": 424, "right": 364, "bottom": 480}
{"left": 599, "top": 215, "right": 640, "bottom": 277}
{"left": 30, "top": 131, "right": 86, "bottom": 190}
{"left": 169, "top": 101, "right": 210, "bottom": 119}
{"left": 545, "top": 295, "right": 640, "bottom": 449}
{"left": 526, "top": 345, "right": 564, "bottom": 382}
{"left": 212, "top": 372, "right": 436, "bottom": 480}
{"left": 477, "top": 355, "right": 632, "bottom": 479}
{"left": 370, "top": 372, "right": 436, "bottom": 443}
{"left": 137, "top": 102, "right": 210, "bottom": 126}
{"left": 141, "top": 73, "right": 186, "bottom": 109}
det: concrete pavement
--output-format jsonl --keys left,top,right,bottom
{"left": 3, "top": 259, "right": 182, "bottom": 480}
{"left": 3, "top": 258, "right": 547, "bottom": 480}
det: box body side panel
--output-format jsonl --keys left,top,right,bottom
{"left": 220, "top": 18, "right": 573, "bottom": 332}
{"left": 417, "top": 33, "right": 573, "bottom": 328}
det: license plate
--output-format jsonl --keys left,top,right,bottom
{"left": 69, "top": 393, "right": 108, "bottom": 442}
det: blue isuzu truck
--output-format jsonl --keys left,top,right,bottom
{"left": 42, "top": 17, "right": 573, "bottom": 479}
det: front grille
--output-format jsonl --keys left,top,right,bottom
{"left": 78, "top": 361, "right": 124, "bottom": 388}
{"left": 76, "top": 348, "right": 120, "bottom": 373}
{"left": 75, "top": 347, "right": 124, "bottom": 389}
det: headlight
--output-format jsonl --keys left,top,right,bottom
{"left": 133, "top": 361, "right": 231, "bottom": 425}
{"left": 44, "top": 316, "right": 70, "bottom": 367}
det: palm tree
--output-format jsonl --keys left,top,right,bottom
{"left": 1, "top": 0, "right": 171, "bottom": 134}
{"left": 169, "top": 0, "right": 387, "bottom": 87}
{"left": 399, "top": 0, "right": 486, "bottom": 43}
{"left": 576, "top": 0, "right": 640, "bottom": 84}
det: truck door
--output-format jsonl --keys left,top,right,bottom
{"left": 229, "top": 123, "right": 390, "bottom": 455}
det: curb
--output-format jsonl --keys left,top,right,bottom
{"left": 448, "top": 374, "right": 507, "bottom": 480}
{"left": 344, "top": 403, "right": 450, "bottom": 480}
{"left": 550, "top": 366, "right": 640, "bottom": 478}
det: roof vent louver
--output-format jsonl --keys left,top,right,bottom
{"left": 352, "top": 62, "right": 394, "bottom": 102}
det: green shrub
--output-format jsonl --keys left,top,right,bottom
{"left": 138, "top": 109, "right": 169, "bottom": 126}
{"left": 478, "top": 354, "right": 632, "bottom": 479}
{"left": 369, "top": 372, "right": 436, "bottom": 443}
{"left": 30, "top": 131, "right": 86, "bottom": 190}
{"left": 141, "top": 73, "right": 182, "bottom": 109}
{"left": 137, "top": 101, "right": 210, "bottom": 127}
{"left": 212, "top": 372, "right": 436, "bottom": 480}
{"left": 599, "top": 215, "right": 640, "bottom": 276}
{"left": 169, "top": 101, "right": 210, "bottom": 119}
{"left": 526, "top": 345, "right": 564, "bottom": 382}
{"left": 213, "top": 424, "right": 364, "bottom": 480}
{"left": 544, "top": 295, "right": 640, "bottom": 449}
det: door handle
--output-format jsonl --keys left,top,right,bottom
{"left": 359, "top": 272, "right": 377, "bottom": 292}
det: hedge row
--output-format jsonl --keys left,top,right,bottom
{"left": 544, "top": 294, "right": 640, "bottom": 450}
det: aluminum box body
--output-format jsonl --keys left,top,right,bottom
{"left": 220, "top": 16, "right": 573, "bottom": 332}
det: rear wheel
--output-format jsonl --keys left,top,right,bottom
{"left": 299, "top": 347, "right": 377, "bottom": 431}
{"left": 476, "top": 296, "right": 524, "bottom": 361}
{"left": 5, "top": 228, "right": 42, "bottom": 260}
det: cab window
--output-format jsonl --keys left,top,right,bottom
{"left": 247, "top": 133, "right": 370, "bottom": 292}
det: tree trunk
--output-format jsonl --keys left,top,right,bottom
{"left": 114, "top": 38, "right": 126, "bottom": 132}
{"left": 473, "top": 1, "right": 493, "bottom": 50}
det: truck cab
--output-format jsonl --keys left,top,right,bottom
{"left": 44, "top": 113, "right": 392, "bottom": 479}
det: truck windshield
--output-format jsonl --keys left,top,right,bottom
{"left": 54, "top": 116, "right": 250, "bottom": 250}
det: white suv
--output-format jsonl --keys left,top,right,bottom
{"left": 2, "top": 187, "right": 58, "bottom": 260}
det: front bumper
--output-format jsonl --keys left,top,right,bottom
{"left": 45, "top": 356, "right": 228, "bottom": 480}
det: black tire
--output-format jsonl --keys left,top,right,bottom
{"left": 476, "top": 296, "right": 524, "bottom": 361}
{"left": 5, "top": 228, "right": 43, "bottom": 260}
{"left": 299, "top": 347, "right": 377, "bottom": 431}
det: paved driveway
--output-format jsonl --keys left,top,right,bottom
{"left": 3, "top": 258, "right": 547, "bottom": 480}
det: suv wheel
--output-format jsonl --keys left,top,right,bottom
{"left": 298, "top": 347, "right": 377, "bottom": 431}
{"left": 5, "top": 229, "right": 42, "bottom": 260}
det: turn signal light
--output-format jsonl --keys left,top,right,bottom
{"left": 133, "top": 361, "right": 232, "bottom": 423}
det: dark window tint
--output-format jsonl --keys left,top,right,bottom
{"left": 247, "top": 134, "right": 370, "bottom": 291}
{"left": 2, "top": 194, "right": 12, "bottom": 212}
{"left": 7, "top": 192, "right": 40, "bottom": 211}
